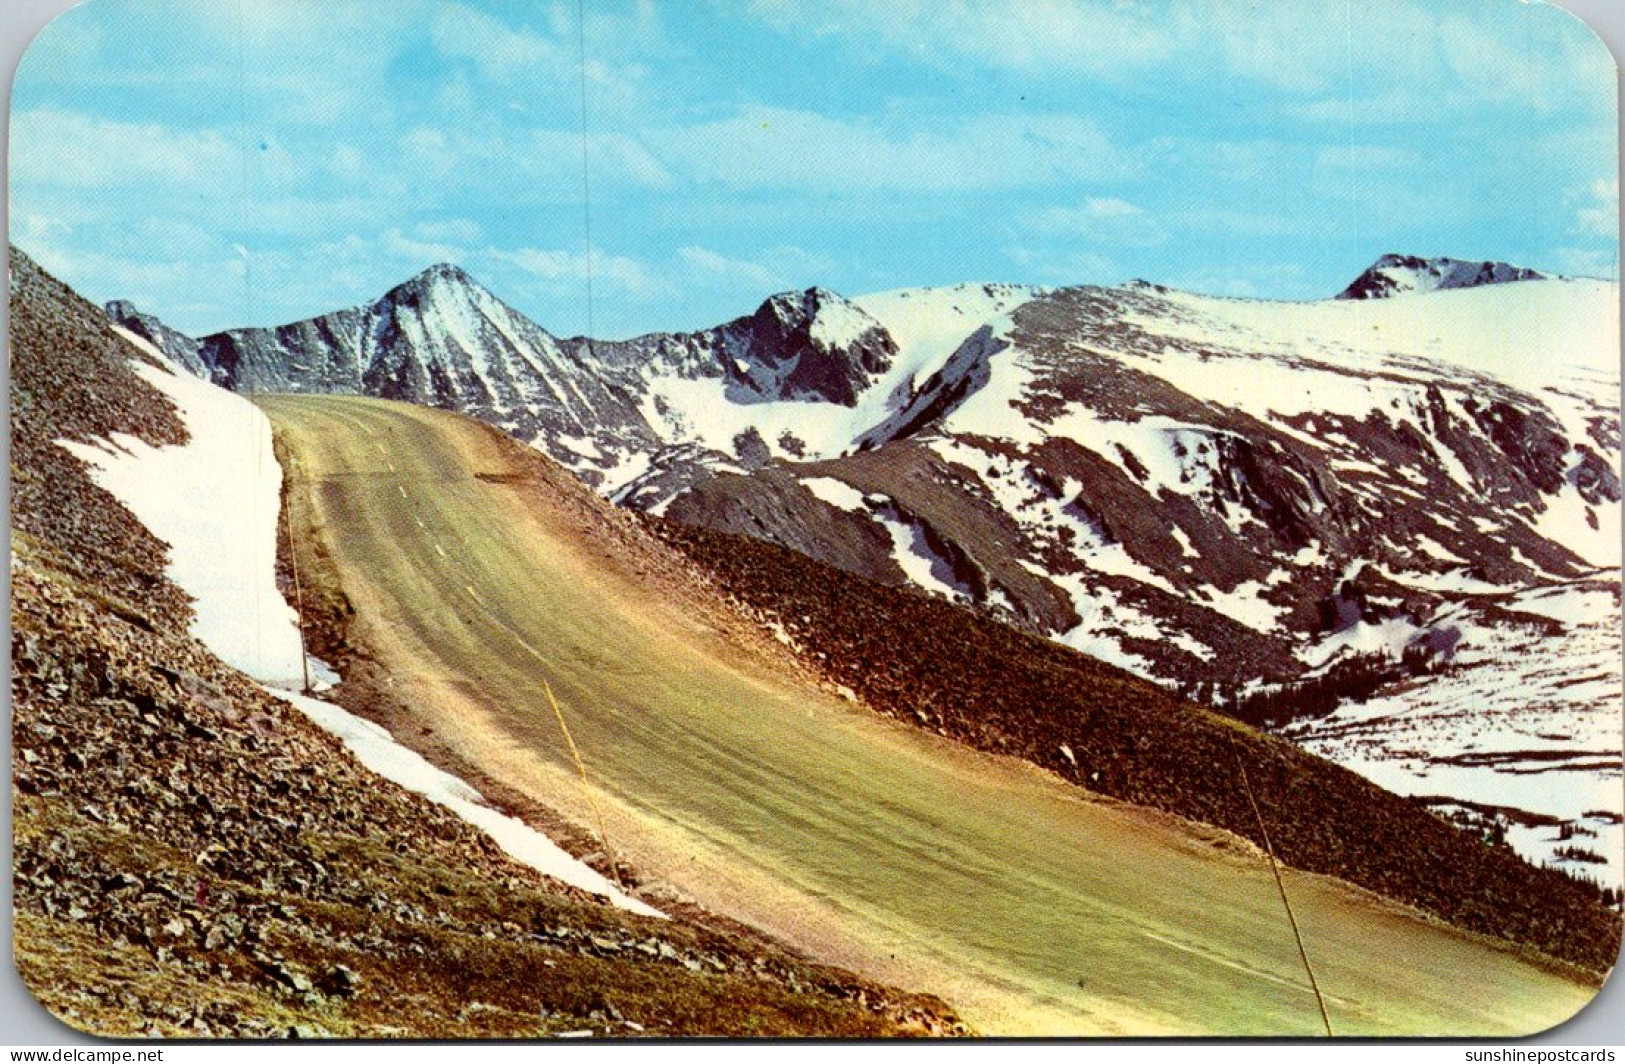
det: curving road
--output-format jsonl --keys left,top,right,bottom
{"left": 261, "top": 394, "right": 1599, "bottom": 1037}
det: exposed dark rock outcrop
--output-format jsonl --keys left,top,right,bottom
{"left": 1337, "top": 254, "right": 1549, "bottom": 300}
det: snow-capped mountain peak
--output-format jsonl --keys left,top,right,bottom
{"left": 413, "top": 261, "right": 476, "bottom": 287}
{"left": 721, "top": 286, "right": 896, "bottom": 406}
{"left": 1337, "top": 253, "right": 1550, "bottom": 300}
{"left": 385, "top": 261, "right": 492, "bottom": 309}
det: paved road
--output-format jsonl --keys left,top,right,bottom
{"left": 262, "top": 394, "right": 1598, "bottom": 1036}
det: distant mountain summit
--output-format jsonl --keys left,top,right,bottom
{"left": 721, "top": 287, "right": 896, "bottom": 406}
{"left": 1336, "top": 254, "right": 1549, "bottom": 300}
{"left": 108, "top": 265, "right": 658, "bottom": 459}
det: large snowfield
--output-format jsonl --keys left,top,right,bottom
{"left": 1287, "top": 579, "right": 1623, "bottom": 884}
{"left": 58, "top": 335, "right": 659, "bottom": 916}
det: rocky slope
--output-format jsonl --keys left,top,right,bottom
{"left": 106, "top": 256, "right": 1622, "bottom": 885}
{"left": 11, "top": 247, "right": 964, "bottom": 1039}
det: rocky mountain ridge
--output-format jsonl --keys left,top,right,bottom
{"left": 111, "top": 267, "right": 903, "bottom": 490}
{"left": 103, "top": 257, "right": 1616, "bottom": 689}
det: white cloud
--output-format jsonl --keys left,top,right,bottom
{"left": 1176, "top": 209, "right": 1296, "bottom": 238}
{"left": 426, "top": 2, "right": 650, "bottom": 118}
{"left": 1210, "top": 2, "right": 1442, "bottom": 94}
{"left": 655, "top": 107, "right": 1133, "bottom": 192}
{"left": 413, "top": 218, "right": 484, "bottom": 244}
{"left": 1315, "top": 145, "right": 1422, "bottom": 172}
{"left": 381, "top": 228, "right": 467, "bottom": 265}
{"left": 398, "top": 124, "right": 671, "bottom": 193}
{"left": 494, "top": 246, "right": 663, "bottom": 299}
{"left": 168, "top": 0, "right": 433, "bottom": 124}
{"left": 1288, "top": 91, "right": 1474, "bottom": 126}
{"left": 1083, "top": 198, "right": 1142, "bottom": 219}
{"left": 1025, "top": 198, "right": 1166, "bottom": 248}
{"left": 1572, "top": 179, "right": 1619, "bottom": 239}
{"left": 736, "top": 0, "right": 1437, "bottom": 93}
{"left": 737, "top": 0, "right": 1606, "bottom": 115}
{"left": 1163, "top": 262, "right": 1311, "bottom": 299}
{"left": 432, "top": 3, "right": 565, "bottom": 79}
{"left": 1438, "top": 10, "right": 1616, "bottom": 114}
{"left": 1001, "top": 245, "right": 1118, "bottom": 285}
{"left": 22, "top": 245, "right": 251, "bottom": 329}
{"left": 741, "top": 0, "right": 1178, "bottom": 78}
{"left": 11, "top": 108, "right": 247, "bottom": 190}
{"left": 14, "top": 214, "right": 73, "bottom": 244}
{"left": 327, "top": 145, "right": 368, "bottom": 182}
{"left": 1197, "top": 141, "right": 1286, "bottom": 184}
{"left": 677, "top": 246, "right": 785, "bottom": 291}
{"left": 1551, "top": 246, "right": 1619, "bottom": 280}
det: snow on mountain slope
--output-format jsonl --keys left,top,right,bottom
{"left": 108, "top": 273, "right": 1049, "bottom": 514}
{"left": 952, "top": 280, "right": 1619, "bottom": 882}
{"left": 1138, "top": 276, "right": 1616, "bottom": 412}
{"left": 105, "top": 299, "right": 212, "bottom": 378}
{"left": 683, "top": 276, "right": 1616, "bottom": 662}
{"left": 1285, "top": 576, "right": 1621, "bottom": 886}
{"left": 109, "top": 260, "right": 1620, "bottom": 888}
{"left": 602, "top": 285, "right": 1045, "bottom": 510}
{"left": 108, "top": 266, "right": 663, "bottom": 489}
{"left": 853, "top": 282, "right": 1047, "bottom": 405}
{"left": 661, "top": 275, "right": 1620, "bottom": 884}
{"left": 1122, "top": 279, "right": 1622, "bottom": 569}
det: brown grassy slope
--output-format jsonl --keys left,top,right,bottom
{"left": 650, "top": 519, "right": 1622, "bottom": 975}
{"left": 8, "top": 245, "right": 965, "bottom": 1038}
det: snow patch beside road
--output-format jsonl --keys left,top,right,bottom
{"left": 267, "top": 687, "right": 662, "bottom": 917}
{"left": 58, "top": 353, "right": 315, "bottom": 689}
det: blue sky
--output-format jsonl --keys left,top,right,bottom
{"left": 10, "top": 0, "right": 1619, "bottom": 338}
